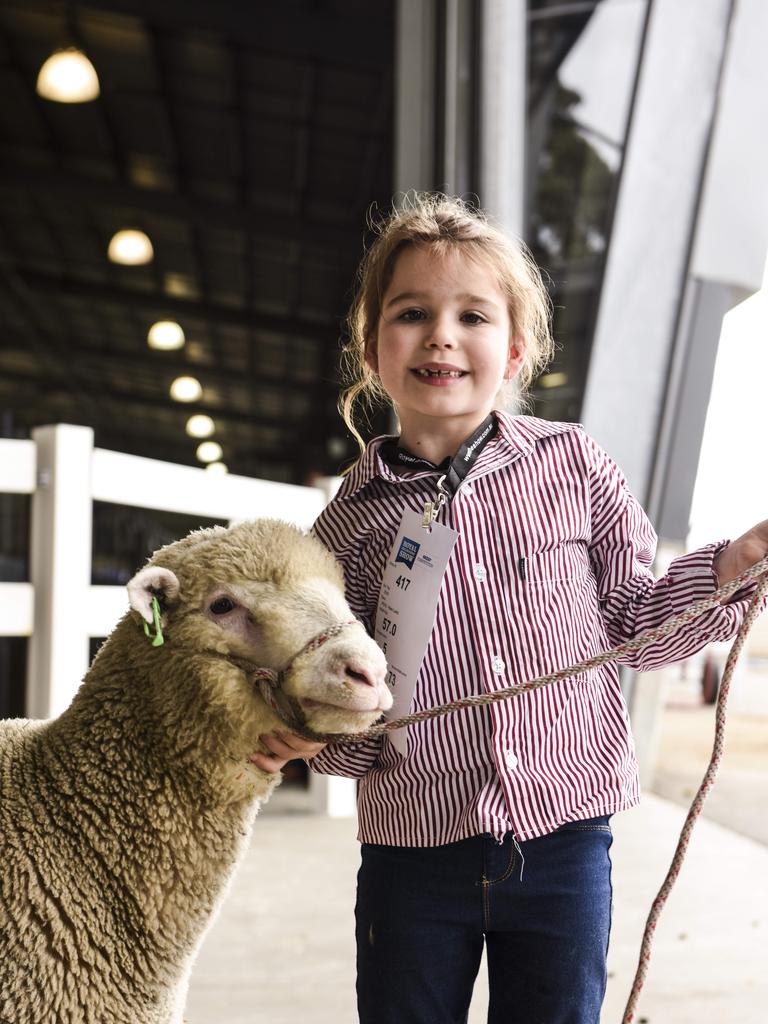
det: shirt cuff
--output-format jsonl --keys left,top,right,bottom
{"left": 307, "top": 736, "right": 381, "bottom": 779}
{"left": 666, "top": 540, "right": 767, "bottom": 640}
{"left": 666, "top": 540, "right": 731, "bottom": 615}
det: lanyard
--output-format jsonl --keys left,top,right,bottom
{"left": 379, "top": 414, "right": 498, "bottom": 528}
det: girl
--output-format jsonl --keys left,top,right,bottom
{"left": 251, "top": 193, "right": 767, "bottom": 1023}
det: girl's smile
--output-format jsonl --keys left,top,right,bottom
{"left": 411, "top": 361, "right": 468, "bottom": 384}
{"left": 366, "top": 245, "right": 524, "bottom": 459}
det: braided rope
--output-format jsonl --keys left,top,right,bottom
{"left": 312, "top": 553, "right": 768, "bottom": 1021}
{"left": 229, "top": 620, "right": 360, "bottom": 687}
{"left": 321, "top": 554, "right": 768, "bottom": 746}
{"left": 621, "top": 569, "right": 768, "bottom": 1022}
{"left": 290, "top": 619, "right": 359, "bottom": 663}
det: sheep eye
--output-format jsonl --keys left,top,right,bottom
{"left": 210, "top": 596, "right": 236, "bottom": 615}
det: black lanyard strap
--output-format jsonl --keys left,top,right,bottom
{"left": 379, "top": 414, "right": 498, "bottom": 501}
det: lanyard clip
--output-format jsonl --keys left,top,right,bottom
{"left": 421, "top": 475, "right": 450, "bottom": 529}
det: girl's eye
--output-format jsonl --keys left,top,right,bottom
{"left": 210, "top": 596, "right": 236, "bottom": 615}
{"left": 462, "top": 312, "right": 487, "bottom": 325}
{"left": 398, "top": 308, "right": 426, "bottom": 322}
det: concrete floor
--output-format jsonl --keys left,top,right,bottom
{"left": 651, "top": 669, "right": 768, "bottom": 845}
{"left": 184, "top": 657, "right": 768, "bottom": 1023}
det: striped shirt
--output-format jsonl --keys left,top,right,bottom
{"left": 310, "top": 412, "right": 750, "bottom": 845}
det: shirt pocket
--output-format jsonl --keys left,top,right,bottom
{"left": 519, "top": 543, "right": 600, "bottom": 672}
{"left": 524, "top": 542, "right": 590, "bottom": 584}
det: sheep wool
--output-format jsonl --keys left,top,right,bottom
{"left": 0, "top": 519, "right": 390, "bottom": 1024}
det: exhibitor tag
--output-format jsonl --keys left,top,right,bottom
{"left": 374, "top": 508, "right": 458, "bottom": 755}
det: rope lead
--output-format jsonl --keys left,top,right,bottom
{"left": 317, "top": 553, "right": 768, "bottom": 1021}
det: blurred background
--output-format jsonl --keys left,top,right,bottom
{"left": 0, "top": 0, "right": 766, "bottom": 1018}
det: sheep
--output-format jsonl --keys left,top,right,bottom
{"left": 0, "top": 519, "right": 391, "bottom": 1024}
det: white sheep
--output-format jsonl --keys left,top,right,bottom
{"left": 0, "top": 519, "right": 390, "bottom": 1024}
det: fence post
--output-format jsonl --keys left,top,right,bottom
{"left": 27, "top": 424, "right": 94, "bottom": 718}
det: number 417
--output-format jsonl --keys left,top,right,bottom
{"left": 395, "top": 574, "right": 411, "bottom": 591}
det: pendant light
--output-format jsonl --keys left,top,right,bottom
{"left": 108, "top": 229, "right": 154, "bottom": 266}
{"left": 148, "top": 321, "right": 185, "bottom": 350}
{"left": 170, "top": 377, "right": 203, "bottom": 403}
{"left": 36, "top": 47, "right": 100, "bottom": 103}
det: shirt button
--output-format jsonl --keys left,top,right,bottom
{"left": 504, "top": 749, "right": 519, "bottom": 770}
{"left": 491, "top": 656, "right": 505, "bottom": 675}
{"left": 463, "top": 483, "right": 474, "bottom": 496}
{"left": 473, "top": 563, "right": 487, "bottom": 582}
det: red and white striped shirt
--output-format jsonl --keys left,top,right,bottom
{"left": 310, "top": 412, "right": 748, "bottom": 844}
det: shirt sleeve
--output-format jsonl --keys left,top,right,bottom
{"left": 582, "top": 431, "right": 755, "bottom": 671}
{"left": 306, "top": 735, "right": 383, "bottom": 779}
{"left": 308, "top": 498, "right": 383, "bottom": 778}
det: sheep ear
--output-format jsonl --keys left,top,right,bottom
{"left": 126, "top": 566, "right": 180, "bottom": 625}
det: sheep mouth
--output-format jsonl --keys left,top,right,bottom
{"left": 299, "top": 697, "right": 386, "bottom": 714}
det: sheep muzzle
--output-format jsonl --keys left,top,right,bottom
{"left": 229, "top": 619, "right": 367, "bottom": 739}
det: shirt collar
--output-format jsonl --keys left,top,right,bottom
{"left": 335, "top": 411, "right": 580, "bottom": 499}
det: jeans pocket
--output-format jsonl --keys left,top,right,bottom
{"left": 555, "top": 814, "right": 612, "bottom": 834}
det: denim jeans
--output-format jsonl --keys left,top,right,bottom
{"left": 355, "top": 816, "right": 613, "bottom": 1024}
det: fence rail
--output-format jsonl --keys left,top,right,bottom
{"left": 0, "top": 424, "right": 354, "bottom": 816}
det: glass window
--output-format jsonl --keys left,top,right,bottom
{"left": 527, "top": 0, "right": 649, "bottom": 421}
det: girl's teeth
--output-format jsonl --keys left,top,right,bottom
{"left": 416, "top": 369, "right": 464, "bottom": 377}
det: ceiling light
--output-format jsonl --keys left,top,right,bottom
{"left": 147, "top": 320, "right": 185, "bottom": 351}
{"left": 186, "top": 414, "right": 215, "bottom": 438}
{"left": 196, "top": 441, "right": 223, "bottom": 464}
{"left": 164, "top": 272, "right": 198, "bottom": 298}
{"left": 327, "top": 437, "right": 347, "bottom": 459}
{"left": 108, "top": 229, "right": 153, "bottom": 265}
{"left": 205, "top": 462, "right": 228, "bottom": 475}
{"left": 539, "top": 372, "right": 569, "bottom": 389}
{"left": 169, "top": 376, "right": 202, "bottom": 402}
{"left": 36, "top": 48, "right": 100, "bottom": 103}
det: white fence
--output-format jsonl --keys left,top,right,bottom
{"left": 0, "top": 424, "right": 355, "bottom": 816}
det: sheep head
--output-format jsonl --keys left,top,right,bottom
{"left": 125, "top": 520, "right": 391, "bottom": 738}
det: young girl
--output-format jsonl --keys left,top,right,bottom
{"left": 251, "top": 193, "right": 767, "bottom": 1023}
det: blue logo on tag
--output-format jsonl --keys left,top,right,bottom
{"left": 395, "top": 536, "right": 420, "bottom": 569}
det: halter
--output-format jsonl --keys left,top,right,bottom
{"left": 229, "top": 619, "right": 360, "bottom": 738}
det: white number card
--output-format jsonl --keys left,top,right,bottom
{"left": 374, "top": 508, "right": 459, "bottom": 755}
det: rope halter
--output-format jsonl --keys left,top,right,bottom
{"left": 230, "top": 619, "right": 360, "bottom": 738}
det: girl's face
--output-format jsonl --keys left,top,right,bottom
{"left": 367, "top": 245, "right": 524, "bottom": 445}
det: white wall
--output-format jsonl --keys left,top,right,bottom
{"left": 688, "top": 255, "right": 768, "bottom": 548}
{"left": 692, "top": 0, "right": 768, "bottom": 293}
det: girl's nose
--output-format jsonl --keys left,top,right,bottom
{"left": 426, "top": 317, "right": 457, "bottom": 348}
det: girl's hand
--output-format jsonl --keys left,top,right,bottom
{"left": 249, "top": 732, "right": 327, "bottom": 773}
{"left": 713, "top": 519, "right": 768, "bottom": 587}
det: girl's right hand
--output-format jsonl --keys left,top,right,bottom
{"left": 249, "top": 732, "right": 327, "bottom": 773}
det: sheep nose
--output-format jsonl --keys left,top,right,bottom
{"left": 344, "top": 663, "right": 377, "bottom": 688}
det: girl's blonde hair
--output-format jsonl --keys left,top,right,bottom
{"left": 339, "top": 192, "right": 555, "bottom": 456}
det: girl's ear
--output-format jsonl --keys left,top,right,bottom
{"left": 364, "top": 333, "right": 379, "bottom": 374}
{"left": 504, "top": 335, "right": 526, "bottom": 381}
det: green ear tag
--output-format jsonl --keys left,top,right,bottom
{"left": 142, "top": 596, "right": 165, "bottom": 647}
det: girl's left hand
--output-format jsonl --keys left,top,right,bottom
{"left": 249, "top": 732, "right": 327, "bottom": 773}
{"left": 713, "top": 519, "right": 768, "bottom": 587}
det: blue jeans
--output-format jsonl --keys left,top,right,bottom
{"left": 355, "top": 816, "right": 613, "bottom": 1024}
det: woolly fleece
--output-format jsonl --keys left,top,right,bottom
{"left": 0, "top": 519, "right": 387, "bottom": 1023}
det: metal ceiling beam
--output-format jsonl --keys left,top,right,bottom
{"left": 0, "top": 163, "right": 361, "bottom": 251}
{"left": 0, "top": 372, "right": 343, "bottom": 476}
{"left": 0, "top": 368, "right": 302, "bottom": 430}
{"left": 88, "top": 424, "right": 289, "bottom": 464}
{"left": 0, "top": 337, "right": 326, "bottom": 391}
{"left": 6, "top": 0, "right": 392, "bottom": 70}
{"left": 13, "top": 268, "right": 339, "bottom": 339}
